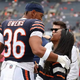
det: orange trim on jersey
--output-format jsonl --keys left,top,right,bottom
{"left": 39, "top": 71, "right": 54, "bottom": 78}
{"left": 0, "top": 28, "right": 2, "bottom": 31}
{"left": 32, "top": 24, "right": 44, "bottom": 28}
{"left": 25, "top": 70, "right": 29, "bottom": 80}
{"left": 52, "top": 62, "right": 59, "bottom": 66}
{"left": 69, "top": 29, "right": 71, "bottom": 32}
{"left": 30, "top": 27, "right": 44, "bottom": 31}
{"left": 57, "top": 74, "right": 65, "bottom": 79}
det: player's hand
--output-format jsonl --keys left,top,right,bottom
{"left": 34, "top": 61, "right": 38, "bottom": 73}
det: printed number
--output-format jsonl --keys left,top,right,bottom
{"left": 4, "top": 28, "right": 26, "bottom": 59}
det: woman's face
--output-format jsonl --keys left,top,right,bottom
{"left": 50, "top": 29, "right": 62, "bottom": 42}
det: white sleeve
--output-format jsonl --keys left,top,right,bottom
{"left": 0, "top": 33, "right": 4, "bottom": 44}
{"left": 30, "top": 31, "right": 43, "bottom": 38}
{"left": 67, "top": 46, "right": 79, "bottom": 80}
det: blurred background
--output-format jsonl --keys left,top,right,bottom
{"left": 0, "top": 0, "right": 80, "bottom": 79}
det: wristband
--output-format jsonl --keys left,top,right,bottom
{"left": 42, "top": 49, "right": 51, "bottom": 60}
{"left": 57, "top": 55, "right": 70, "bottom": 69}
{"left": 57, "top": 55, "right": 65, "bottom": 68}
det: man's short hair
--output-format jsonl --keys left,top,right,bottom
{"left": 53, "top": 21, "right": 67, "bottom": 29}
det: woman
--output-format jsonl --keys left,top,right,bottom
{"left": 35, "top": 29, "right": 74, "bottom": 80}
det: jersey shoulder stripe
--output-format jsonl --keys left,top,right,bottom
{"left": 30, "top": 20, "right": 44, "bottom": 32}
{"left": 30, "top": 27, "right": 44, "bottom": 31}
{"left": 32, "top": 24, "right": 44, "bottom": 28}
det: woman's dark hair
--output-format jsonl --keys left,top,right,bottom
{"left": 44, "top": 29, "right": 74, "bottom": 74}
{"left": 53, "top": 21, "right": 67, "bottom": 29}
{"left": 54, "top": 29, "right": 74, "bottom": 59}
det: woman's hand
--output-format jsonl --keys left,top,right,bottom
{"left": 34, "top": 61, "right": 39, "bottom": 73}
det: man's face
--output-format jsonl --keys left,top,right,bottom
{"left": 50, "top": 24, "right": 62, "bottom": 42}
{"left": 50, "top": 24, "right": 62, "bottom": 33}
{"left": 50, "top": 29, "right": 62, "bottom": 42}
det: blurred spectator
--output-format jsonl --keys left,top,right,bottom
{"left": 70, "top": 8, "right": 74, "bottom": 11}
{"left": 0, "top": 23, "right": 5, "bottom": 76}
{"left": 67, "top": 46, "right": 79, "bottom": 80}
{"left": 0, "top": 50, "right": 5, "bottom": 76}
{"left": 63, "top": 7, "right": 67, "bottom": 10}
{"left": 76, "top": 20, "right": 80, "bottom": 27}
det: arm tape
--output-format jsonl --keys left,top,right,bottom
{"left": 41, "top": 49, "right": 51, "bottom": 60}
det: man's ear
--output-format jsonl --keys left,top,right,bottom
{"left": 31, "top": 10, "right": 37, "bottom": 18}
{"left": 32, "top": 10, "right": 36, "bottom": 13}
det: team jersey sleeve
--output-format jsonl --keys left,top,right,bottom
{"left": 30, "top": 31, "right": 43, "bottom": 38}
{"left": 37, "top": 65, "right": 54, "bottom": 80}
{"left": 37, "top": 62, "right": 67, "bottom": 80}
{"left": 51, "top": 62, "right": 67, "bottom": 80}
{"left": 29, "top": 20, "right": 44, "bottom": 37}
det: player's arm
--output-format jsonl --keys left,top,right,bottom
{"left": 29, "top": 36, "right": 58, "bottom": 61}
{"left": 29, "top": 20, "right": 70, "bottom": 69}
{"left": 29, "top": 20, "right": 57, "bottom": 62}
